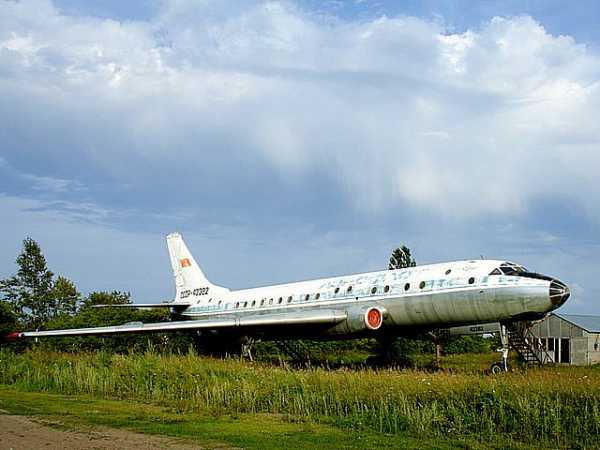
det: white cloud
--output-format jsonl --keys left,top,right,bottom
{"left": 1, "top": 0, "right": 600, "bottom": 221}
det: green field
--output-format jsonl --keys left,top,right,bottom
{"left": 1, "top": 349, "right": 599, "bottom": 449}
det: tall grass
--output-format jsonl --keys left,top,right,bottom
{"left": 1, "top": 348, "right": 598, "bottom": 447}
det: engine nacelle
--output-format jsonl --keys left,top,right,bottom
{"left": 345, "top": 306, "right": 387, "bottom": 333}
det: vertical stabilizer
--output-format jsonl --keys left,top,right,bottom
{"left": 166, "top": 233, "right": 229, "bottom": 303}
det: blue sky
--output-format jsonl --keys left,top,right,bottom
{"left": 1, "top": 0, "right": 599, "bottom": 313}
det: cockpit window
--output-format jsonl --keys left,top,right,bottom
{"left": 496, "top": 263, "right": 528, "bottom": 276}
{"left": 500, "top": 266, "right": 519, "bottom": 275}
{"left": 489, "top": 268, "right": 502, "bottom": 275}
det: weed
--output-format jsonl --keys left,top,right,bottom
{"left": 0, "top": 348, "right": 598, "bottom": 448}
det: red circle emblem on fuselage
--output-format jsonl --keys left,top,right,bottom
{"left": 366, "top": 308, "right": 382, "bottom": 329}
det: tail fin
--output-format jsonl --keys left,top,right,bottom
{"left": 167, "top": 233, "right": 229, "bottom": 304}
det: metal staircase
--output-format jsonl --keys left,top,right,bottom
{"left": 508, "top": 322, "right": 553, "bottom": 365}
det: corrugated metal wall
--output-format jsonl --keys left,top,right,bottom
{"left": 529, "top": 314, "right": 599, "bottom": 365}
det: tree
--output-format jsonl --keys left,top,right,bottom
{"left": 80, "top": 290, "right": 131, "bottom": 309}
{"left": 0, "top": 238, "right": 54, "bottom": 328}
{"left": 0, "top": 300, "right": 17, "bottom": 334}
{"left": 443, "top": 335, "right": 491, "bottom": 354}
{"left": 51, "top": 276, "right": 80, "bottom": 317}
{"left": 389, "top": 246, "right": 416, "bottom": 270}
{"left": 0, "top": 300, "right": 26, "bottom": 350}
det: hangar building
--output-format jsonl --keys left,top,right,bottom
{"left": 529, "top": 313, "right": 600, "bottom": 365}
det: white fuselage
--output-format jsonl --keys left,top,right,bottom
{"left": 174, "top": 259, "right": 568, "bottom": 338}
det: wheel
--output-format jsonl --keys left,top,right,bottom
{"left": 490, "top": 362, "right": 505, "bottom": 374}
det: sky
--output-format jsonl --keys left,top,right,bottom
{"left": 1, "top": 0, "right": 599, "bottom": 314}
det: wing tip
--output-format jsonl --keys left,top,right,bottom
{"left": 2, "top": 331, "right": 24, "bottom": 342}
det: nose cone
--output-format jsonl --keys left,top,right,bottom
{"left": 549, "top": 279, "right": 570, "bottom": 308}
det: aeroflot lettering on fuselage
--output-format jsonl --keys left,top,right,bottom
{"left": 180, "top": 287, "right": 210, "bottom": 299}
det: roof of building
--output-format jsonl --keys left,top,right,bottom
{"left": 554, "top": 313, "right": 600, "bottom": 333}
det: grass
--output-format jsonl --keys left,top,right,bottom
{"left": 1, "top": 348, "right": 599, "bottom": 449}
{"left": 0, "top": 387, "right": 501, "bottom": 450}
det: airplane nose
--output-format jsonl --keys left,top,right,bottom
{"left": 549, "top": 279, "right": 570, "bottom": 307}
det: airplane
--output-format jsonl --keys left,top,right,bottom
{"left": 4, "top": 233, "right": 570, "bottom": 371}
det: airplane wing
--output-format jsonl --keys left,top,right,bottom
{"left": 90, "top": 303, "right": 187, "bottom": 308}
{"left": 8, "top": 310, "right": 347, "bottom": 339}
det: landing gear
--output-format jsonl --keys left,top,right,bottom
{"left": 240, "top": 337, "right": 255, "bottom": 362}
{"left": 191, "top": 331, "right": 255, "bottom": 361}
{"left": 490, "top": 324, "right": 510, "bottom": 374}
{"left": 371, "top": 335, "right": 418, "bottom": 368}
{"left": 490, "top": 362, "right": 505, "bottom": 374}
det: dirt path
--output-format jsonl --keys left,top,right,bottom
{"left": 0, "top": 411, "right": 207, "bottom": 450}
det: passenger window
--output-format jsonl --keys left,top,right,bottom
{"left": 445, "top": 269, "right": 451, "bottom": 275}
{"left": 269, "top": 298, "right": 273, "bottom": 305}
{"left": 287, "top": 296, "right": 293, "bottom": 303}
{"left": 260, "top": 299, "right": 265, "bottom": 306}
{"left": 251, "top": 300, "right": 256, "bottom": 307}
{"left": 278, "top": 297, "right": 283, "bottom": 304}
{"left": 468, "top": 277, "right": 475, "bottom": 285}
{"left": 419, "top": 281, "right": 426, "bottom": 289}
{"left": 347, "top": 286, "right": 353, "bottom": 293}
{"left": 384, "top": 285, "right": 390, "bottom": 293}
{"left": 243, "top": 301, "right": 248, "bottom": 308}
{"left": 334, "top": 287, "right": 340, "bottom": 294}
{"left": 371, "top": 286, "right": 377, "bottom": 294}
{"left": 305, "top": 294, "right": 310, "bottom": 301}
{"left": 235, "top": 302, "right": 239, "bottom": 308}
{"left": 315, "top": 293, "right": 320, "bottom": 300}
{"left": 404, "top": 283, "right": 410, "bottom": 291}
